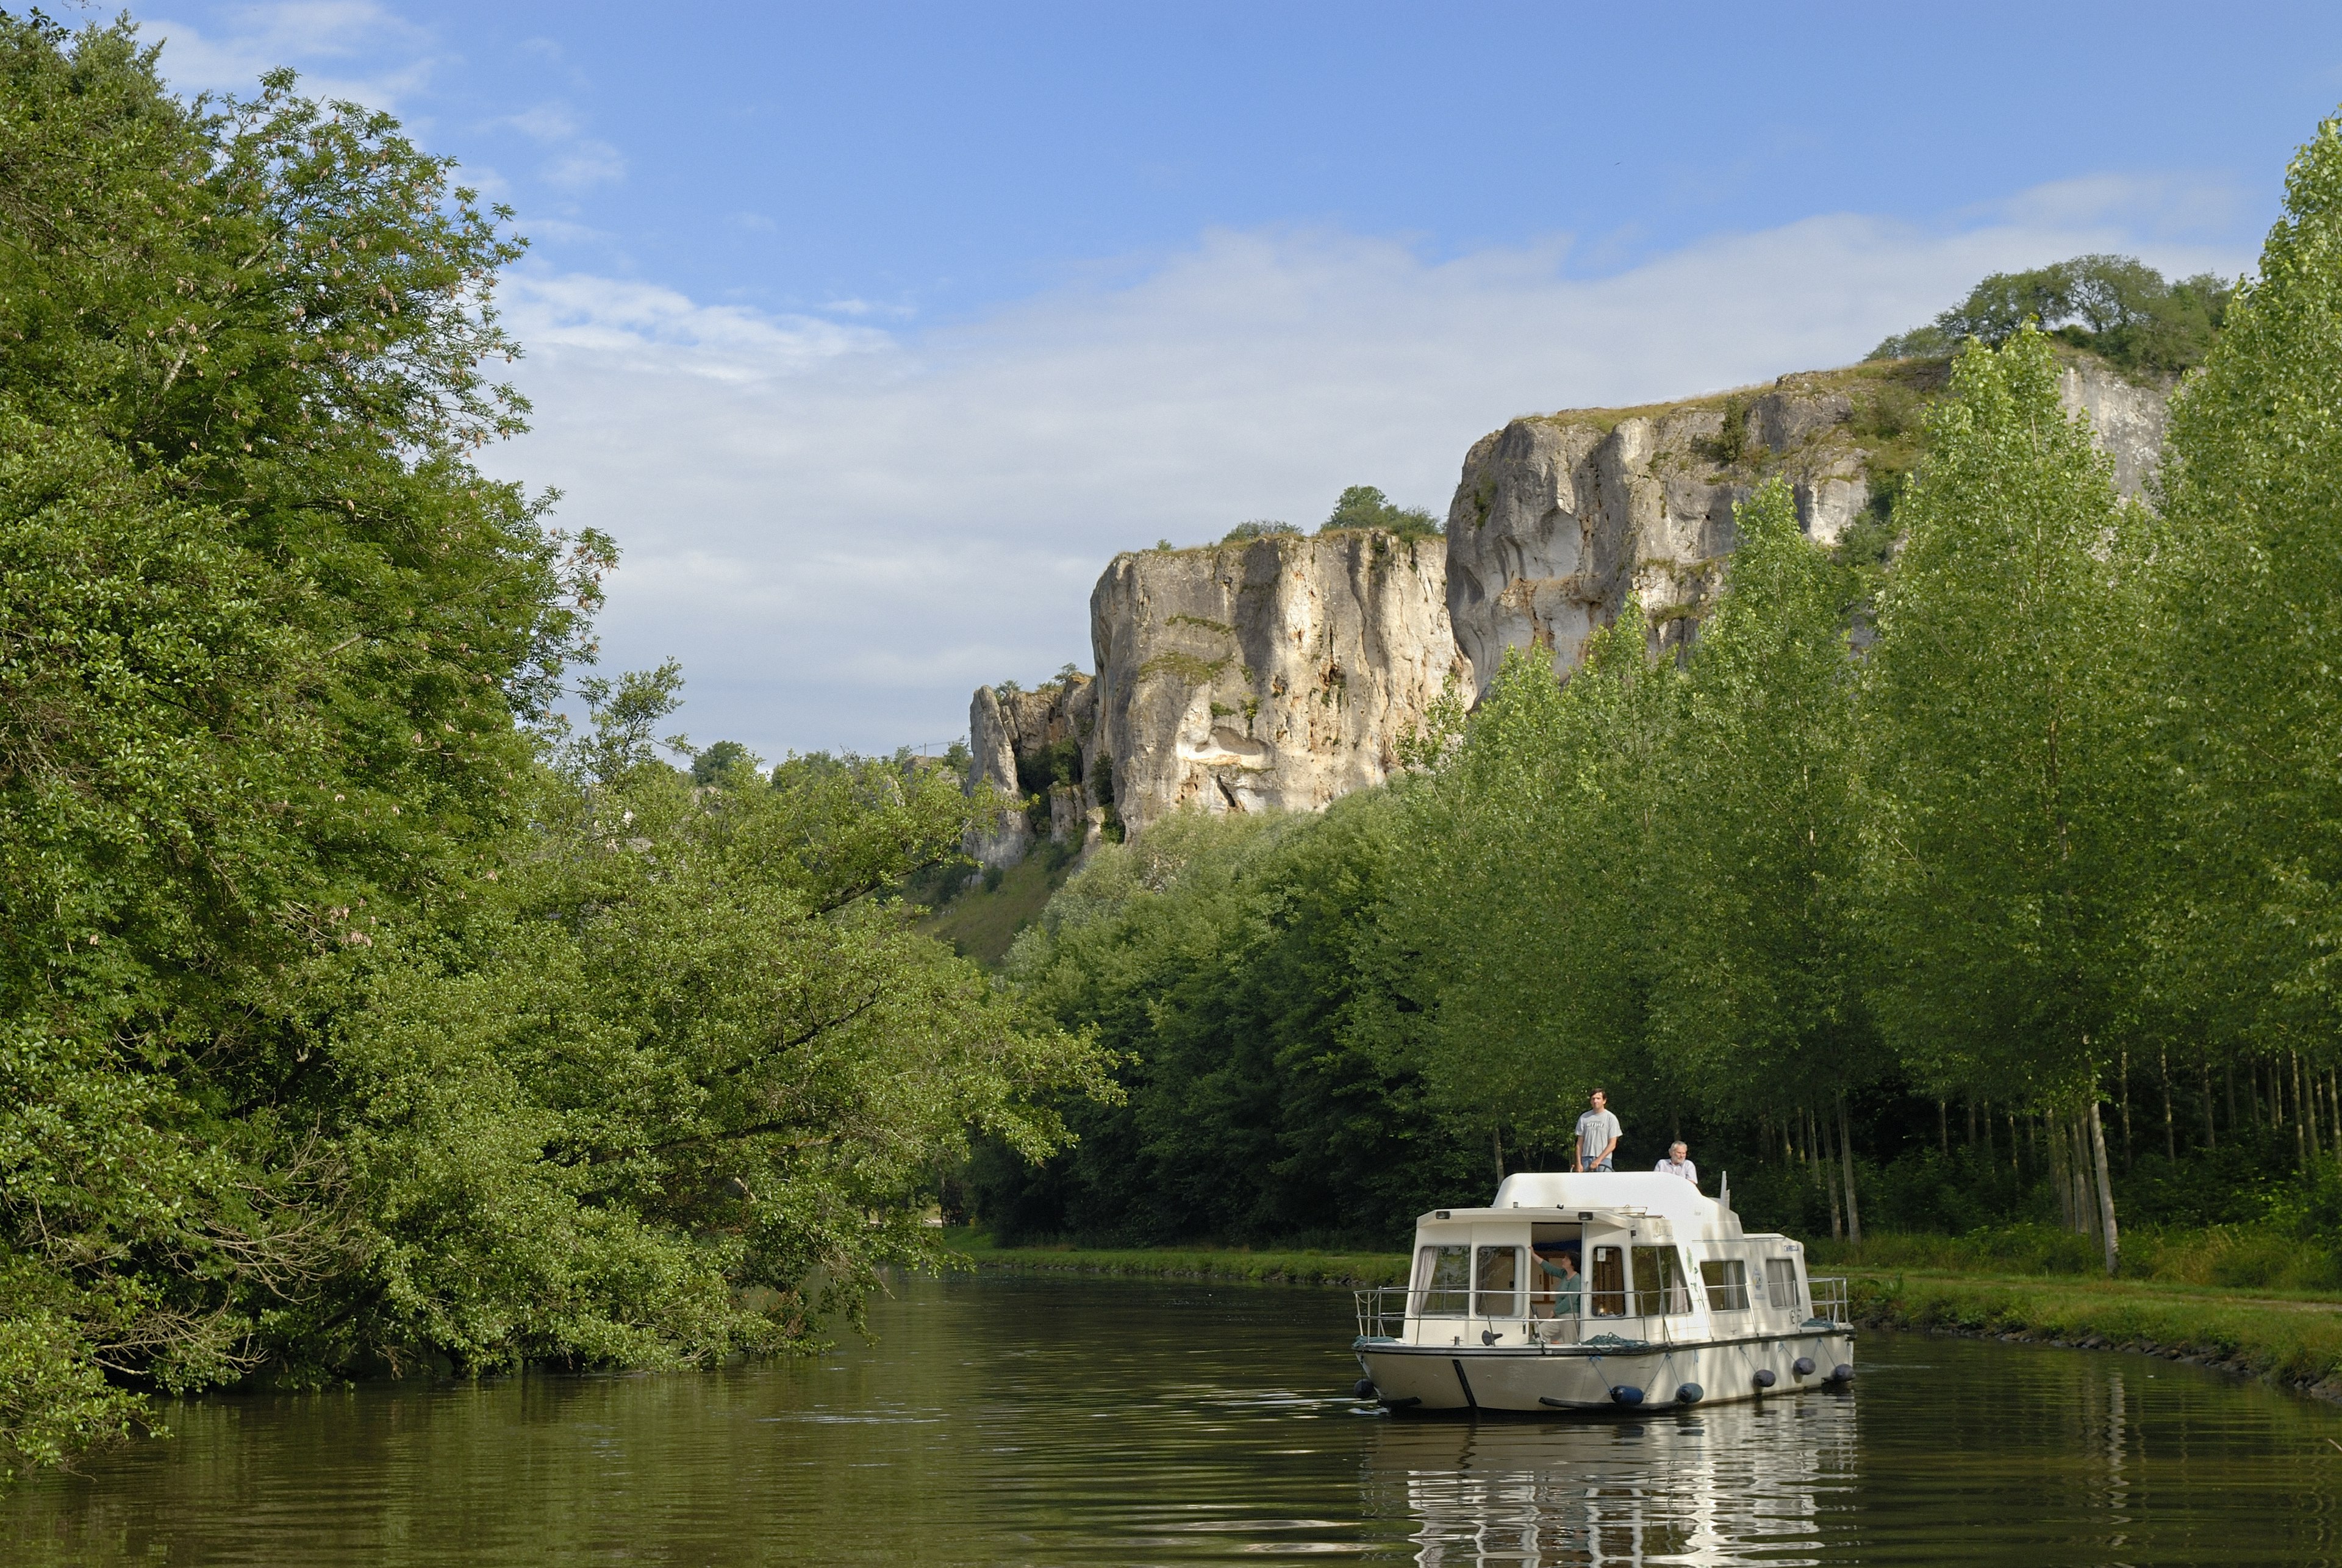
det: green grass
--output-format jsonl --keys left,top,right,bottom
{"left": 1808, "top": 1223, "right": 2342, "bottom": 1293}
{"left": 1839, "top": 1267, "right": 2342, "bottom": 1392}
{"left": 945, "top": 1230, "right": 1409, "bottom": 1287}
{"left": 944, "top": 1229, "right": 2342, "bottom": 1397}
{"left": 918, "top": 851, "right": 1073, "bottom": 967}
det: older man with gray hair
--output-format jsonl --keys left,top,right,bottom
{"left": 1654, "top": 1140, "right": 1698, "bottom": 1187}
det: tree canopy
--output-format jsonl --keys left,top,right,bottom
{"left": 1871, "top": 254, "right": 2233, "bottom": 374}
{"left": 0, "top": 17, "right": 1105, "bottom": 1476}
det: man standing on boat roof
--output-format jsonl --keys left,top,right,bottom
{"left": 1574, "top": 1089, "right": 1622, "bottom": 1172}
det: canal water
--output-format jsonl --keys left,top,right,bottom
{"left": 4, "top": 1270, "right": 2338, "bottom": 1566}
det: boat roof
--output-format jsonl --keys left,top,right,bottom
{"left": 1469, "top": 1170, "right": 1735, "bottom": 1227}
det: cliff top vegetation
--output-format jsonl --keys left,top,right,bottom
{"left": 1869, "top": 252, "right": 2232, "bottom": 376}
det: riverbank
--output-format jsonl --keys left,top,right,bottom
{"left": 946, "top": 1231, "right": 1408, "bottom": 1287}
{"left": 1841, "top": 1269, "right": 2342, "bottom": 1400}
{"left": 947, "top": 1233, "right": 2342, "bottom": 1402}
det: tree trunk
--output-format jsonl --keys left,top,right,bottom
{"left": 2119, "top": 1051, "right": 2132, "bottom": 1173}
{"left": 1493, "top": 1123, "right": 1506, "bottom": 1183}
{"left": 2199, "top": 1062, "right": 2218, "bottom": 1150}
{"left": 1836, "top": 1094, "right": 1863, "bottom": 1245}
{"left": 2049, "top": 1110, "right": 2075, "bottom": 1231}
{"left": 2296, "top": 1052, "right": 2317, "bottom": 1167}
{"left": 2074, "top": 1114, "right": 2099, "bottom": 1244}
{"left": 1938, "top": 1100, "right": 1949, "bottom": 1157}
{"left": 2160, "top": 1050, "right": 2175, "bottom": 1160}
{"left": 1818, "top": 1107, "right": 1843, "bottom": 1240}
{"left": 2088, "top": 1099, "right": 2120, "bottom": 1276}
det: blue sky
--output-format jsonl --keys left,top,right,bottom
{"left": 123, "top": 1, "right": 2342, "bottom": 757}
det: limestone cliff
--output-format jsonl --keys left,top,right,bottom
{"left": 964, "top": 351, "right": 2171, "bottom": 852}
{"left": 1087, "top": 531, "right": 1464, "bottom": 839}
{"left": 1442, "top": 353, "right": 2171, "bottom": 699}
{"left": 964, "top": 675, "right": 1097, "bottom": 868}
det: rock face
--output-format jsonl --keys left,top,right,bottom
{"left": 1087, "top": 531, "right": 1465, "bottom": 840}
{"left": 964, "top": 675, "right": 1098, "bottom": 868}
{"left": 962, "top": 351, "right": 2173, "bottom": 850}
{"left": 2057, "top": 361, "right": 2172, "bottom": 499}
{"left": 1443, "top": 353, "right": 2171, "bottom": 699}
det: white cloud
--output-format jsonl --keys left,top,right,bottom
{"left": 498, "top": 103, "right": 580, "bottom": 143}
{"left": 486, "top": 186, "right": 2251, "bottom": 760}
{"left": 141, "top": 2, "right": 434, "bottom": 109}
{"left": 493, "top": 101, "right": 625, "bottom": 191}
{"left": 543, "top": 138, "right": 627, "bottom": 191}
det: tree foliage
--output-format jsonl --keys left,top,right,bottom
{"left": 0, "top": 18, "right": 1104, "bottom": 1476}
{"left": 1320, "top": 484, "right": 1441, "bottom": 539}
{"left": 1871, "top": 254, "right": 2233, "bottom": 375}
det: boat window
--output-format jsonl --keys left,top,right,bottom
{"left": 1629, "top": 1245, "right": 1693, "bottom": 1316}
{"left": 1473, "top": 1246, "right": 1522, "bottom": 1319}
{"left": 1765, "top": 1256, "right": 1803, "bottom": 1312}
{"left": 1588, "top": 1245, "right": 1627, "bottom": 1317}
{"left": 1700, "top": 1258, "right": 1750, "bottom": 1312}
{"left": 1416, "top": 1245, "right": 1470, "bottom": 1317}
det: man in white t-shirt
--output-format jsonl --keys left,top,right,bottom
{"left": 1654, "top": 1141, "right": 1698, "bottom": 1187}
{"left": 1574, "top": 1089, "right": 1622, "bottom": 1172}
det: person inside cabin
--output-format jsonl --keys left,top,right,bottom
{"left": 1574, "top": 1089, "right": 1622, "bottom": 1172}
{"left": 1655, "top": 1140, "right": 1699, "bottom": 1187}
{"left": 1533, "top": 1247, "right": 1583, "bottom": 1321}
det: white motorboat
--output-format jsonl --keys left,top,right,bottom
{"left": 1352, "top": 1170, "right": 1853, "bottom": 1413}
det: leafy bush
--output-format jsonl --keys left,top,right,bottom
{"left": 1320, "top": 485, "right": 1441, "bottom": 538}
{"left": 1222, "top": 520, "right": 1300, "bottom": 543}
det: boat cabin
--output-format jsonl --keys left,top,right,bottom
{"left": 1378, "top": 1172, "right": 1821, "bottom": 1349}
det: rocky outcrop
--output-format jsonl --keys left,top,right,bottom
{"left": 1087, "top": 531, "right": 1464, "bottom": 839}
{"left": 2057, "top": 361, "right": 2171, "bottom": 499}
{"left": 1444, "top": 353, "right": 2171, "bottom": 699}
{"left": 964, "top": 675, "right": 1098, "bottom": 868}
{"left": 959, "top": 353, "right": 2173, "bottom": 851}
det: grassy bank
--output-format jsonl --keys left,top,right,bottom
{"left": 946, "top": 1231, "right": 1408, "bottom": 1287}
{"left": 1836, "top": 1267, "right": 2342, "bottom": 1396}
{"left": 947, "top": 1231, "right": 2342, "bottom": 1399}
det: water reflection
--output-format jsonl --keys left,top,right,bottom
{"left": 1, "top": 1272, "right": 2337, "bottom": 1566}
{"left": 1370, "top": 1397, "right": 1857, "bottom": 1566}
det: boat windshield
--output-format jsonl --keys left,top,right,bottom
{"left": 1474, "top": 1245, "right": 1522, "bottom": 1318}
{"left": 1416, "top": 1245, "right": 1470, "bottom": 1317}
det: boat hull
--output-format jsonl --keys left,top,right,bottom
{"left": 1356, "top": 1329, "right": 1854, "bottom": 1414}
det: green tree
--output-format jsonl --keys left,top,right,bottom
{"left": 1871, "top": 254, "right": 2232, "bottom": 375}
{"left": 1644, "top": 480, "right": 1878, "bottom": 1233}
{"left": 0, "top": 19, "right": 1110, "bottom": 1473}
{"left": 1859, "top": 328, "right": 2153, "bottom": 1272}
{"left": 690, "top": 739, "right": 764, "bottom": 787}
{"left": 318, "top": 679, "right": 1108, "bottom": 1374}
{"left": 1222, "top": 520, "right": 1300, "bottom": 543}
{"left": 1378, "top": 613, "right": 1677, "bottom": 1173}
{"left": 978, "top": 797, "right": 1460, "bottom": 1245}
{"left": 0, "top": 16, "right": 595, "bottom": 1466}
{"left": 2151, "top": 111, "right": 2342, "bottom": 1147}
{"left": 1321, "top": 485, "right": 1441, "bottom": 539}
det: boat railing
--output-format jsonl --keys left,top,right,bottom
{"left": 1808, "top": 1275, "right": 1850, "bottom": 1325}
{"left": 1355, "top": 1285, "right": 1414, "bottom": 1340}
